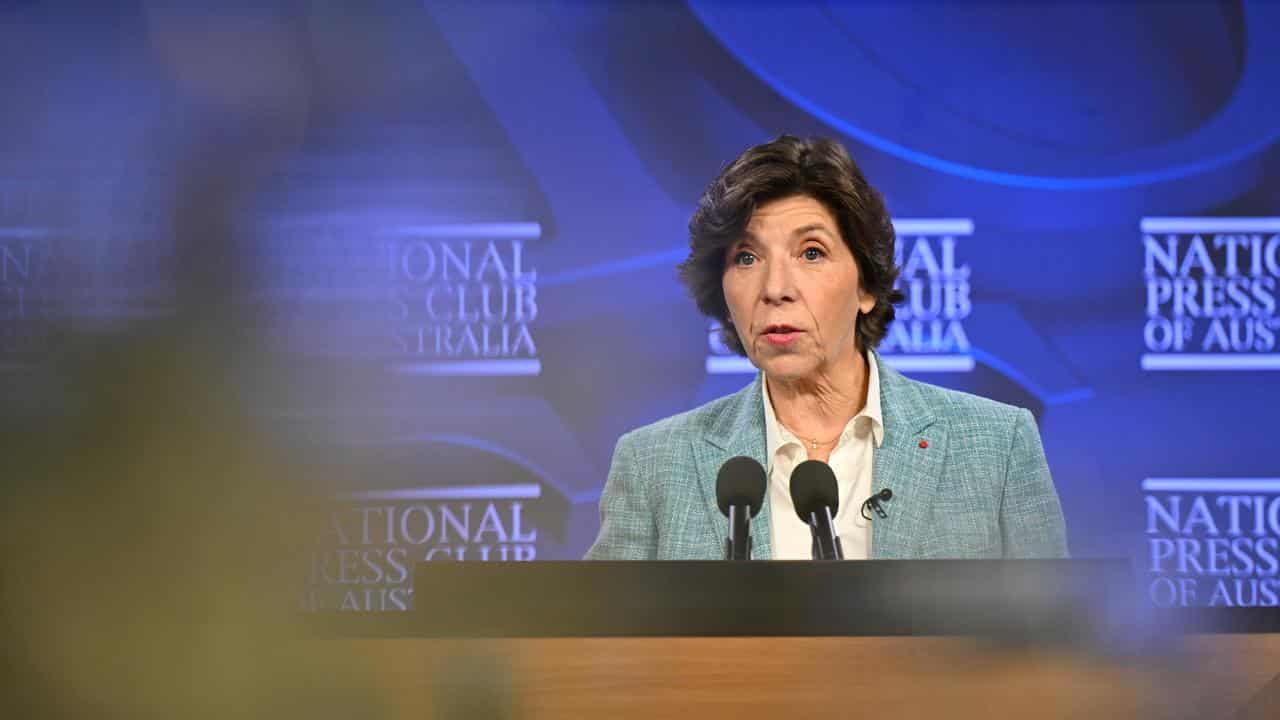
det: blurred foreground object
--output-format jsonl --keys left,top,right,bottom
{"left": 0, "top": 326, "right": 383, "bottom": 719}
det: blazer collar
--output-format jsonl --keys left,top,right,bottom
{"left": 874, "top": 350, "right": 937, "bottom": 435}
{"left": 696, "top": 373, "right": 773, "bottom": 559}
{"left": 870, "top": 350, "right": 945, "bottom": 558}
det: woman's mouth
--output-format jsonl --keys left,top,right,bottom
{"left": 761, "top": 324, "right": 802, "bottom": 347}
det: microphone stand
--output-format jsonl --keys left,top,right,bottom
{"left": 807, "top": 506, "right": 844, "bottom": 560}
{"left": 725, "top": 504, "right": 753, "bottom": 561}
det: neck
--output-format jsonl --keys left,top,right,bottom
{"left": 766, "top": 349, "right": 870, "bottom": 445}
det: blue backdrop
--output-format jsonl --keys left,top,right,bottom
{"left": 2, "top": 0, "right": 1278, "bottom": 610}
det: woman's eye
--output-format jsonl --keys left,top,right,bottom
{"left": 733, "top": 251, "right": 757, "bottom": 266}
{"left": 802, "top": 247, "right": 825, "bottom": 261}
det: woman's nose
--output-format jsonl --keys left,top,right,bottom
{"left": 762, "top": 258, "right": 795, "bottom": 305}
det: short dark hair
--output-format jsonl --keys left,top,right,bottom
{"left": 678, "top": 135, "right": 903, "bottom": 356}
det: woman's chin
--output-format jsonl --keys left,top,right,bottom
{"left": 755, "top": 354, "right": 818, "bottom": 381}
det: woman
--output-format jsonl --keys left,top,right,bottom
{"left": 586, "top": 136, "right": 1067, "bottom": 560}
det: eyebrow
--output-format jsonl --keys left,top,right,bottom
{"left": 791, "top": 223, "right": 836, "bottom": 238}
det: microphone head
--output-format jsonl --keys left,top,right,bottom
{"left": 715, "top": 456, "right": 767, "bottom": 518}
{"left": 789, "top": 460, "right": 839, "bottom": 521}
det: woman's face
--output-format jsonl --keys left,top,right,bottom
{"left": 722, "top": 194, "right": 876, "bottom": 381}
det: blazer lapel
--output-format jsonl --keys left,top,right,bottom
{"left": 693, "top": 374, "right": 774, "bottom": 560}
{"left": 870, "top": 353, "right": 945, "bottom": 559}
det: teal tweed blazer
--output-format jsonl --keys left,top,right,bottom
{"left": 585, "top": 353, "right": 1068, "bottom": 560}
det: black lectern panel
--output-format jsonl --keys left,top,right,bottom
{"left": 403, "top": 560, "right": 1133, "bottom": 638}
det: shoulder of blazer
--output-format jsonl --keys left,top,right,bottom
{"left": 879, "top": 360, "right": 1027, "bottom": 430}
{"left": 617, "top": 375, "right": 761, "bottom": 455}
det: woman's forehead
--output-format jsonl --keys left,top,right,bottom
{"left": 748, "top": 196, "right": 837, "bottom": 229}
{"left": 744, "top": 196, "right": 840, "bottom": 240}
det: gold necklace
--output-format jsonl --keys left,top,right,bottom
{"left": 782, "top": 422, "right": 840, "bottom": 450}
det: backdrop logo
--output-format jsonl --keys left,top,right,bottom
{"left": 1141, "top": 217, "right": 1280, "bottom": 371}
{"left": 0, "top": 237, "right": 41, "bottom": 350}
{"left": 705, "top": 219, "right": 975, "bottom": 374}
{"left": 1, "top": 179, "right": 57, "bottom": 365}
{"left": 387, "top": 223, "right": 542, "bottom": 376}
{"left": 304, "top": 483, "right": 540, "bottom": 612}
{"left": 1143, "top": 478, "right": 1280, "bottom": 607}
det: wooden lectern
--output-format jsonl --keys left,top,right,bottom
{"left": 321, "top": 561, "right": 1280, "bottom": 720}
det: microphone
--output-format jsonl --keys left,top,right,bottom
{"left": 715, "top": 456, "right": 767, "bottom": 561}
{"left": 860, "top": 488, "right": 893, "bottom": 520}
{"left": 790, "top": 460, "right": 843, "bottom": 560}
